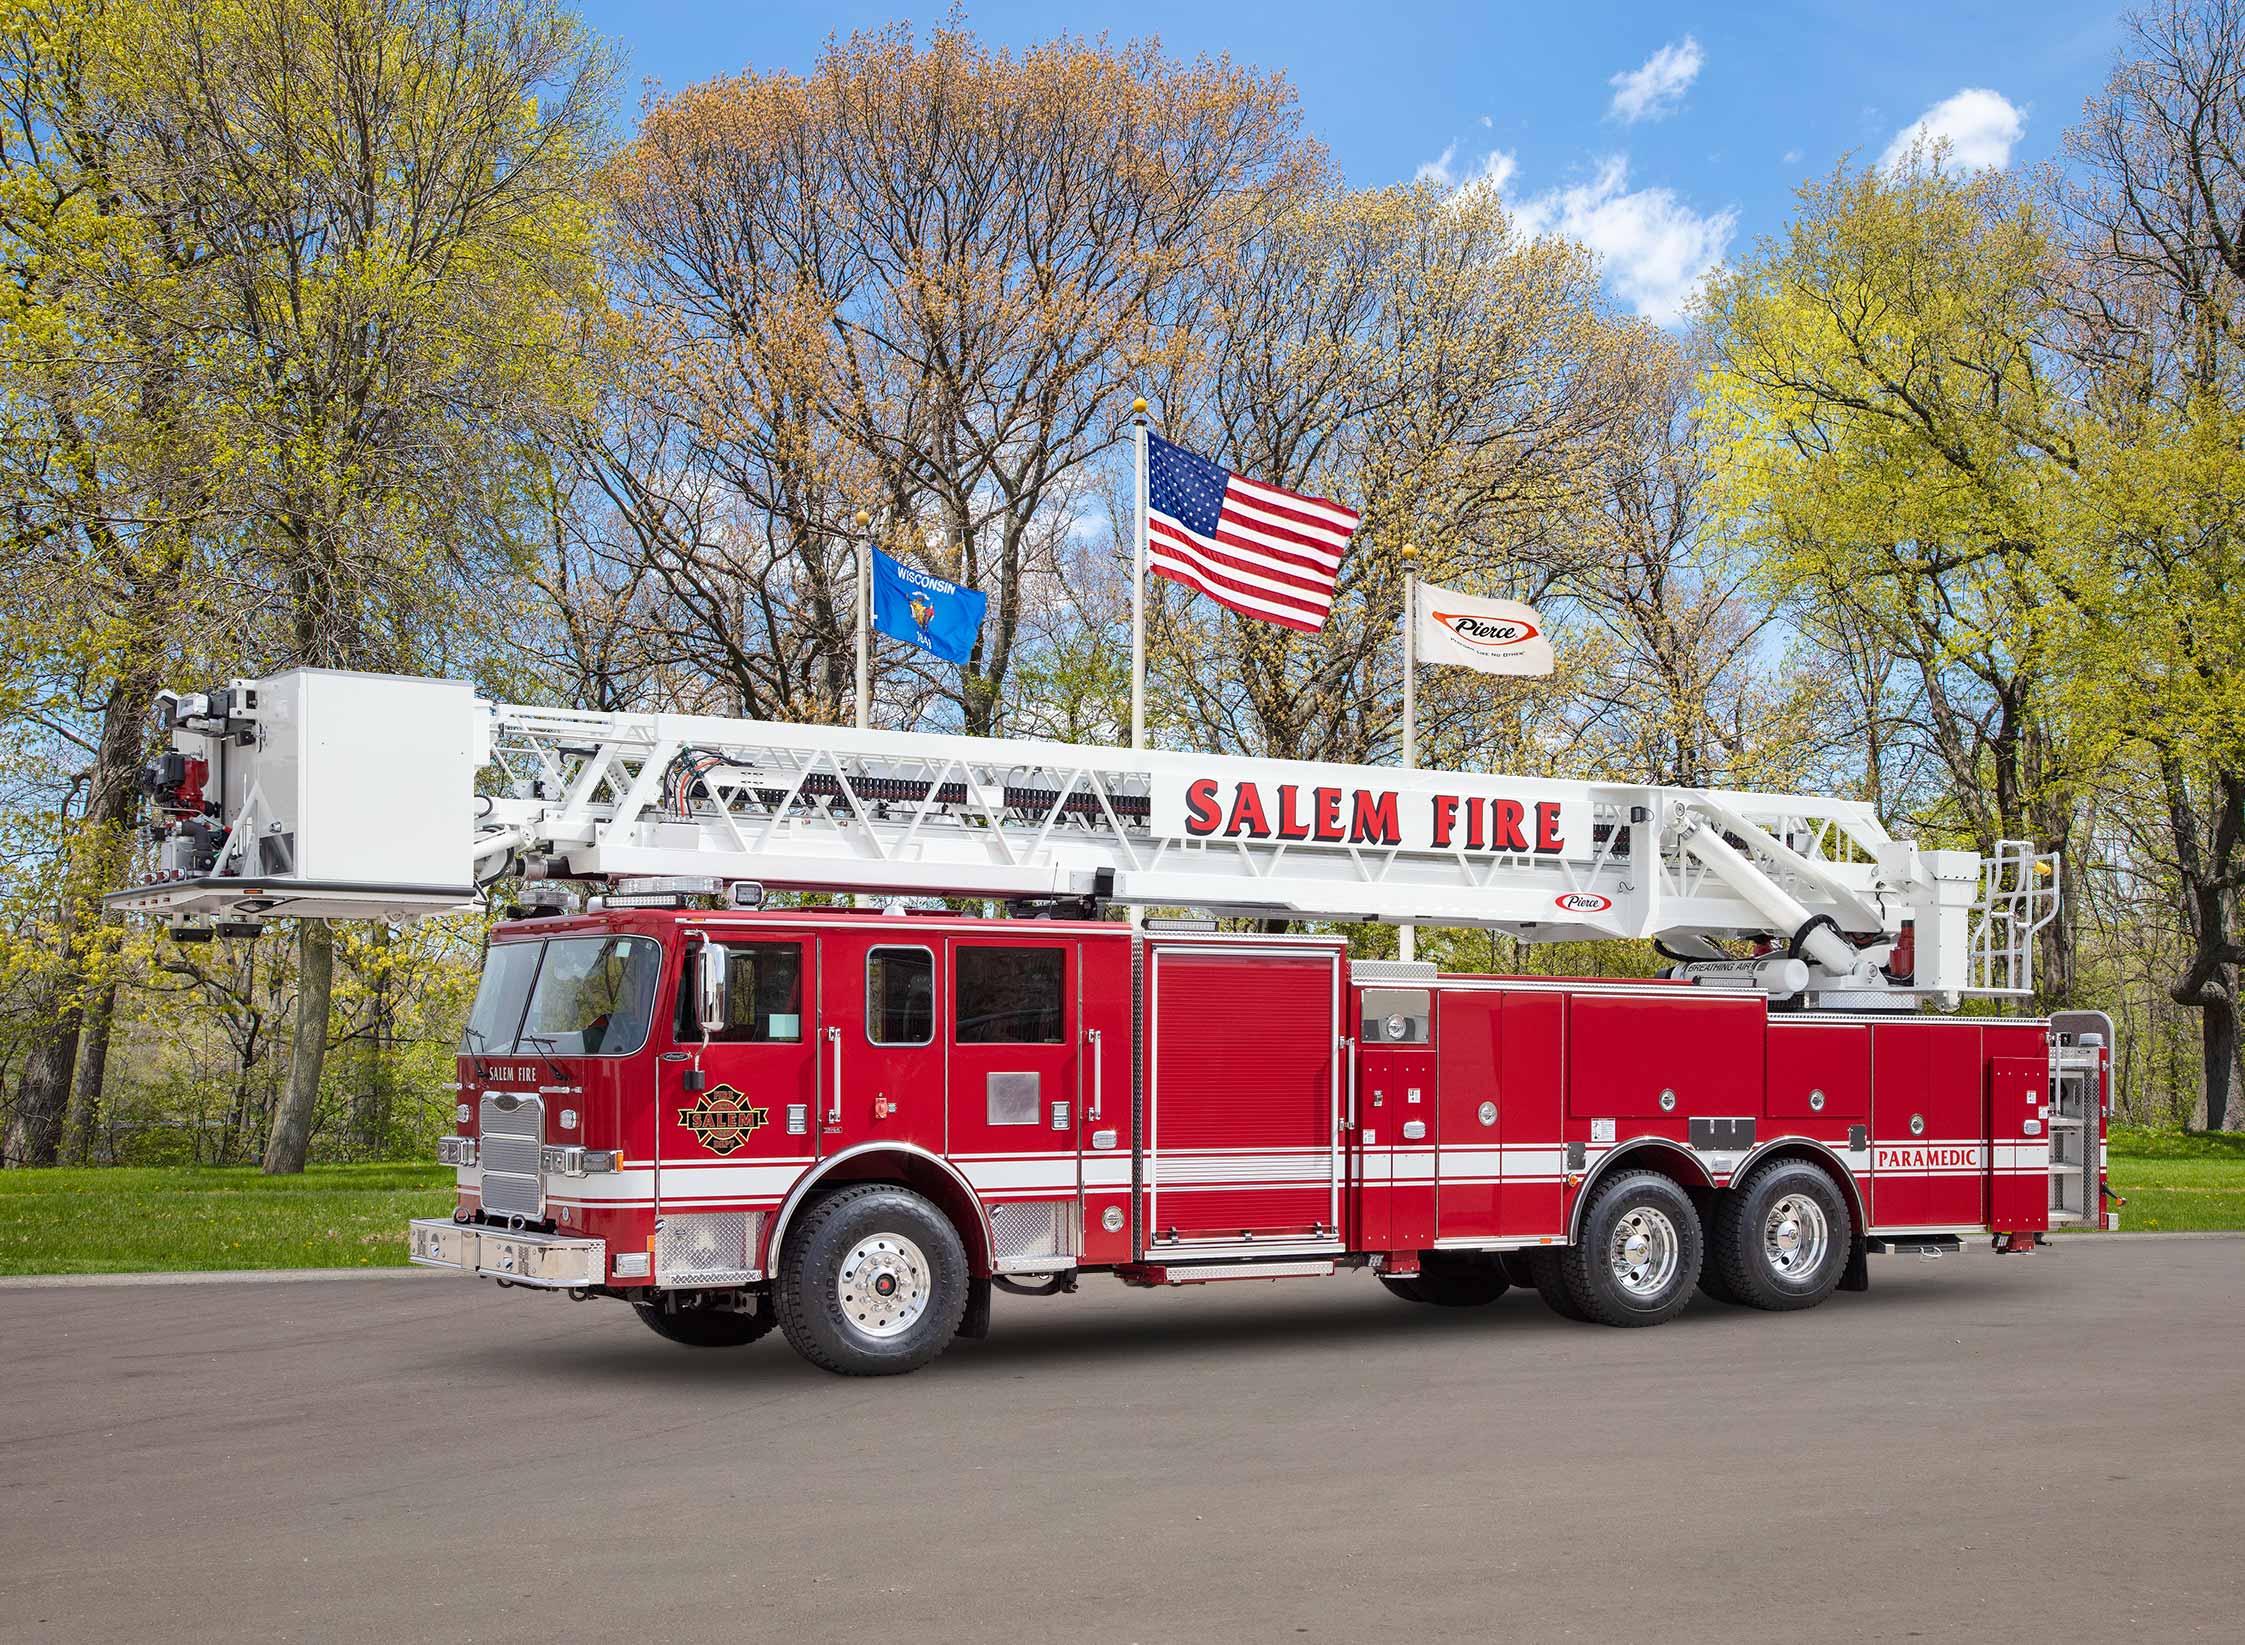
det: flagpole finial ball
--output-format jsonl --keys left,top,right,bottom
{"left": 1402, "top": 542, "right": 1419, "bottom": 560}
{"left": 854, "top": 510, "right": 870, "bottom": 528}
{"left": 1131, "top": 398, "right": 1148, "bottom": 416}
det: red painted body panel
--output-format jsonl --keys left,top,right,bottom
{"left": 1568, "top": 993, "right": 1762, "bottom": 1119}
{"left": 1498, "top": 993, "right": 1567, "bottom": 1239}
{"left": 1433, "top": 991, "right": 1500, "bottom": 1242}
{"left": 1145, "top": 944, "right": 1341, "bottom": 1245}
{"left": 1765, "top": 1022, "right": 1868, "bottom": 1122}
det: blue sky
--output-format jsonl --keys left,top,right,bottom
{"left": 579, "top": 1, "right": 2127, "bottom": 324}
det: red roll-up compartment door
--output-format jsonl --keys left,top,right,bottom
{"left": 1145, "top": 944, "right": 1341, "bottom": 1250}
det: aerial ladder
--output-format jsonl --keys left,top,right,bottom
{"left": 108, "top": 667, "right": 2057, "bottom": 1008}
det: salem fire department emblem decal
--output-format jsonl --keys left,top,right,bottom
{"left": 677, "top": 1084, "right": 769, "bottom": 1156}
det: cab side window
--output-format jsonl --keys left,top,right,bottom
{"left": 677, "top": 943, "right": 804, "bottom": 1043}
{"left": 955, "top": 946, "right": 1066, "bottom": 1045}
{"left": 867, "top": 947, "right": 935, "bottom": 1045}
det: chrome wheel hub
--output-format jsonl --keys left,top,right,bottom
{"left": 1607, "top": 1206, "right": 1680, "bottom": 1298}
{"left": 1763, "top": 1194, "right": 1830, "bottom": 1281}
{"left": 838, "top": 1232, "right": 931, "bottom": 1339}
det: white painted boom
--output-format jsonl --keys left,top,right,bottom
{"left": 107, "top": 668, "right": 2057, "bottom": 1003}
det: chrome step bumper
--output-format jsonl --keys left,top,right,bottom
{"left": 407, "top": 1218, "right": 606, "bottom": 1289}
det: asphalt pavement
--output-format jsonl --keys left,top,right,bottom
{"left": 2, "top": 1237, "right": 2239, "bottom": 1643}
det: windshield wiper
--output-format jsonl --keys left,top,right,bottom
{"left": 515, "top": 1031, "right": 569, "bottom": 1089}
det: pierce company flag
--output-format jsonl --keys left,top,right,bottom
{"left": 1145, "top": 433, "right": 1359, "bottom": 632}
{"left": 1414, "top": 580, "right": 1554, "bottom": 676}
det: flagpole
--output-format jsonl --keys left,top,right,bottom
{"left": 854, "top": 509, "right": 871, "bottom": 732}
{"left": 1130, "top": 397, "right": 1149, "bottom": 751}
{"left": 1400, "top": 542, "right": 1418, "bottom": 965}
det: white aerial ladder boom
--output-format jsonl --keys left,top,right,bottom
{"left": 106, "top": 668, "right": 2058, "bottom": 1005}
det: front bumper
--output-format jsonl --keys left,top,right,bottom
{"left": 408, "top": 1218, "right": 607, "bottom": 1289}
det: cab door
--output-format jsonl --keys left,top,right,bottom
{"left": 946, "top": 934, "right": 1082, "bottom": 1262}
{"left": 660, "top": 930, "right": 821, "bottom": 1278}
{"left": 814, "top": 925, "right": 946, "bottom": 1162}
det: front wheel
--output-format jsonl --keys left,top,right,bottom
{"left": 1557, "top": 1169, "right": 1702, "bottom": 1327}
{"left": 775, "top": 1184, "right": 971, "bottom": 1375}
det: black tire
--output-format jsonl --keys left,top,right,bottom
{"left": 1379, "top": 1275, "right": 1427, "bottom": 1303}
{"left": 632, "top": 1296, "right": 776, "bottom": 1348}
{"left": 1557, "top": 1169, "right": 1703, "bottom": 1327}
{"left": 1713, "top": 1158, "right": 1854, "bottom": 1311}
{"left": 1410, "top": 1252, "right": 1511, "bottom": 1307}
{"left": 1695, "top": 1202, "right": 1742, "bottom": 1304}
{"left": 1526, "top": 1246, "right": 1589, "bottom": 1322}
{"left": 775, "top": 1183, "right": 971, "bottom": 1375}
{"left": 1696, "top": 1257, "right": 1742, "bottom": 1305}
{"left": 1499, "top": 1250, "right": 1540, "bottom": 1290}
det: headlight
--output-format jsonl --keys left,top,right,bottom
{"left": 437, "top": 1137, "right": 477, "bottom": 1167}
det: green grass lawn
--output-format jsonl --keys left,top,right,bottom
{"left": 0, "top": 1131, "right": 2238, "bottom": 1276}
{"left": 0, "top": 1163, "right": 454, "bottom": 1275}
{"left": 2102, "top": 1127, "right": 2245, "bottom": 1233}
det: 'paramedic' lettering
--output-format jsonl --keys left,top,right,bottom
{"left": 1874, "top": 1145, "right": 1985, "bottom": 1171}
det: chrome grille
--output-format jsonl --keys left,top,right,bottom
{"left": 656, "top": 1212, "right": 764, "bottom": 1286}
{"left": 478, "top": 1092, "right": 545, "bottom": 1218}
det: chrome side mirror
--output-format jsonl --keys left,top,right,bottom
{"left": 696, "top": 941, "right": 728, "bottom": 1038}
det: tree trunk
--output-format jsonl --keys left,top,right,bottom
{"left": 63, "top": 976, "right": 119, "bottom": 1165}
{"left": 264, "top": 920, "right": 334, "bottom": 1174}
{"left": 2200, "top": 987, "right": 2237, "bottom": 1133}
{"left": 5, "top": 681, "right": 152, "bottom": 1168}
{"left": 5, "top": 1017, "right": 77, "bottom": 1168}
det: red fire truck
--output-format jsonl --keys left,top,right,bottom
{"left": 111, "top": 669, "right": 2114, "bottom": 1375}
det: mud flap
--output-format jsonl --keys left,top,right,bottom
{"left": 1839, "top": 1231, "right": 1870, "bottom": 1293}
{"left": 956, "top": 1275, "right": 992, "bottom": 1340}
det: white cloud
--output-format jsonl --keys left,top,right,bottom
{"left": 1416, "top": 142, "right": 1518, "bottom": 195}
{"left": 1479, "top": 113, "right": 1493, "bottom": 128}
{"left": 1880, "top": 88, "right": 2025, "bottom": 173}
{"left": 1608, "top": 36, "right": 1703, "bottom": 124}
{"left": 1415, "top": 142, "right": 1459, "bottom": 186}
{"left": 1514, "top": 156, "right": 1736, "bottom": 325}
{"left": 1782, "top": 147, "right": 1802, "bottom": 164}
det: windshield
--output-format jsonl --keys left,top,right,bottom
{"left": 461, "top": 935, "right": 662, "bottom": 1059}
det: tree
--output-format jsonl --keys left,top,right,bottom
{"left": 597, "top": 25, "right": 1312, "bottom": 735}
{"left": 1698, "top": 160, "right": 2089, "bottom": 1006}
{"left": 2054, "top": 0, "right": 2245, "bottom": 1125}
{"left": 0, "top": 0, "right": 617, "bottom": 1170}
{"left": 0, "top": 0, "right": 232, "bottom": 1164}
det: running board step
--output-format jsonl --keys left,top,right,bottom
{"left": 1865, "top": 1235, "right": 1963, "bottom": 1256}
{"left": 1147, "top": 1260, "right": 1337, "bottom": 1285}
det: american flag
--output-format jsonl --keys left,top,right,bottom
{"left": 1145, "top": 432, "right": 1359, "bottom": 633}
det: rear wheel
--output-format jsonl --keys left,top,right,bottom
{"left": 632, "top": 1297, "right": 775, "bottom": 1348}
{"left": 1557, "top": 1169, "right": 1702, "bottom": 1327}
{"left": 775, "top": 1184, "right": 970, "bottom": 1375}
{"left": 1713, "top": 1159, "right": 1853, "bottom": 1311}
{"left": 1379, "top": 1275, "right": 1426, "bottom": 1303}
